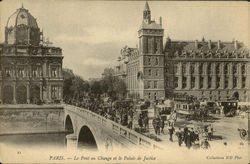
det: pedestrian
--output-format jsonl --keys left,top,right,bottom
{"left": 186, "top": 131, "right": 192, "bottom": 149}
{"left": 190, "top": 128, "right": 195, "bottom": 143}
{"left": 155, "top": 116, "right": 161, "bottom": 135}
{"left": 143, "top": 116, "right": 149, "bottom": 132}
{"left": 200, "top": 138, "right": 210, "bottom": 149}
{"left": 138, "top": 115, "right": 143, "bottom": 133}
{"left": 160, "top": 118, "right": 165, "bottom": 134}
{"left": 176, "top": 128, "right": 183, "bottom": 146}
{"left": 183, "top": 126, "right": 188, "bottom": 145}
{"left": 168, "top": 125, "right": 175, "bottom": 142}
{"left": 152, "top": 117, "right": 157, "bottom": 135}
{"left": 207, "top": 125, "right": 213, "bottom": 141}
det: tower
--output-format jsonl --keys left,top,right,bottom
{"left": 138, "top": 1, "right": 165, "bottom": 101}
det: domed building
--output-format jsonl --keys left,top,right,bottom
{"left": 0, "top": 6, "right": 63, "bottom": 104}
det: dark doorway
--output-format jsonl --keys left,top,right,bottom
{"left": 78, "top": 126, "right": 98, "bottom": 151}
{"left": 65, "top": 115, "right": 74, "bottom": 134}
{"left": 30, "top": 85, "right": 40, "bottom": 104}
{"left": 16, "top": 85, "right": 27, "bottom": 104}
{"left": 3, "top": 85, "right": 13, "bottom": 104}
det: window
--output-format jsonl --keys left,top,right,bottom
{"left": 154, "top": 92, "right": 157, "bottom": 100}
{"left": 233, "top": 64, "right": 237, "bottom": 74}
{"left": 174, "top": 64, "right": 178, "bottom": 74}
{"left": 51, "top": 67, "right": 57, "bottom": 77}
{"left": 147, "top": 81, "right": 151, "bottom": 88}
{"left": 242, "top": 76, "right": 246, "bottom": 88}
{"left": 233, "top": 76, "right": 237, "bottom": 88}
{"left": 148, "top": 57, "right": 151, "bottom": 65}
{"left": 216, "top": 64, "right": 220, "bottom": 75}
{"left": 200, "top": 76, "right": 204, "bottom": 88}
{"left": 208, "top": 76, "right": 212, "bottom": 88}
{"left": 216, "top": 76, "right": 220, "bottom": 88}
{"left": 190, "top": 64, "right": 195, "bottom": 74}
{"left": 182, "top": 76, "right": 187, "bottom": 88}
{"left": 156, "top": 69, "right": 159, "bottom": 76}
{"left": 182, "top": 63, "right": 186, "bottom": 74}
{"left": 148, "top": 69, "right": 151, "bottom": 76}
{"left": 199, "top": 63, "right": 203, "bottom": 74}
{"left": 155, "top": 57, "right": 159, "bottom": 65}
{"left": 32, "top": 67, "right": 38, "bottom": 77}
{"left": 17, "top": 67, "right": 25, "bottom": 77}
{"left": 225, "top": 76, "right": 228, "bottom": 88}
{"left": 5, "top": 68, "right": 11, "bottom": 77}
{"left": 224, "top": 64, "right": 228, "bottom": 74}
{"left": 154, "top": 81, "right": 157, "bottom": 89}
{"left": 51, "top": 85, "right": 58, "bottom": 99}
{"left": 207, "top": 63, "right": 212, "bottom": 74}
{"left": 174, "top": 76, "right": 178, "bottom": 88}
{"left": 148, "top": 92, "right": 151, "bottom": 99}
{"left": 242, "top": 64, "right": 245, "bottom": 74}
{"left": 191, "top": 76, "right": 195, "bottom": 88}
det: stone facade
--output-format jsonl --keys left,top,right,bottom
{"left": 115, "top": 2, "right": 165, "bottom": 101}
{"left": 0, "top": 6, "right": 63, "bottom": 104}
{"left": 115, "top": 2, "right": 250, "bottom": 103}
{"left": 165, "top": 39, "right": 250, "bottom": 102}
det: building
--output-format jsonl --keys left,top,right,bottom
{"left": 115, "top": 2, "right": 165, "bottom": 101}
{"left": 165, "top": 38, "right": 250, "bottom": 102}
{"left": 0, "top": 6, "right": 63, "bottom": 104}
{"left": 115, "top": 2, "right": 250, "bottom": 103}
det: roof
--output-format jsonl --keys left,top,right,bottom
{"left": 165, "top": 39, "right": 249, "bottom": 55}
{"left": 144, "top": 1, "right": 150, "bottom": 11}
{"left": 7, "top": 7, "right": 38, "bottom": 29}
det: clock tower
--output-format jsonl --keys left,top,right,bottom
{"left": 138, "top": 1, "right": 165, "bottom": 101}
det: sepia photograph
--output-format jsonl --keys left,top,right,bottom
{"left": 0, "top": 0, "right": 249, "bottom": 163}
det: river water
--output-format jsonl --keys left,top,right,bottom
{"left": 0, "top": 133, "right": 67, "bottom": 150}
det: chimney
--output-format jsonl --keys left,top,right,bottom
{"left": 195, "top": 40, "right": 198, "bottom": 48}
{"left": 217, "top": 40, "right": 221, "bottom": 49}
{"left": 208, "top": 40, "right": 212, "bottom": 49}
{"left": 159, "top": 17, "right": 162, "bottom": 26}
{"left": 234, "top": 40, "right": 238, "bottom": 49}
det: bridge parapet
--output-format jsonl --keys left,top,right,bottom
{"left": 64, "top": 104, "right": 163, "bottom": 150}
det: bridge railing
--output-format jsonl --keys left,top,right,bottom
{"left": 65, "top": 104, "right": 163, "bottom": 150}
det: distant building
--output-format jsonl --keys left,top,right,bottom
{"left": 115, "top": 1, "right": 250, "bottom": 103}
{"left": 0, "top": 6, "right": 63, "bottom": 104}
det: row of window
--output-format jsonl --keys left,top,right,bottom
{"left": 146, "top": 56, "right": 159, "bottom": 66}
{"left": 148, "top": 69, "right": 160, "bottom": 76}
{"left": 141, "top": 37, "right": 162, "bottom": 54}
{"left": 174, "top": 75, "right": 246, "bottom": 89}
{"left": 3, "top": 67, "right": 59, "bottom": 78}
{"left": 174, "top": 63, "right": 247, "bottom": 75}
{"left": 146, "top": 81, "right": 158, "bottom": 89}
{"left": 148, "top": 92, "right": 158, "bottom": 100}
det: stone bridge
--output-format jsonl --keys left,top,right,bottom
{"left": 64, "top": 104, "right": 162, "bottom": 151}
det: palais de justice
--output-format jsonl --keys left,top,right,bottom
{"left": 115, "top": 2, "right": 250, "bottom": 103}
{"left": 0, "top": 6, "right": 63, "bottom": 104}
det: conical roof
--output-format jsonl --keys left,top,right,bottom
{"left": 144, "top": 1, "right": 150, "bottom": 11}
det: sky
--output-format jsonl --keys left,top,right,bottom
{"left": 0, "top": 0, "right": 249, "bottom": 80}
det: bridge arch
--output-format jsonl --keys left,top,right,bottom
{"left": 77, "top": 125, "right": 98, "bottom": 151}
{"left": 65, "top": 115, "right": 74, "bottom": 134}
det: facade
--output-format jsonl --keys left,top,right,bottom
{"left": 165, "top": 38, "right": 250, "bottom": 102}
{"left": 115, "top": 2, "right": 165, "bottom": 101}
{"left": 115, "top": 1, "right": 250, "bottom": 103}
{"left": 0, "top": 6, "right": 63, "bottom": 104}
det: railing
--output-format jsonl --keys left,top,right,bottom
{"left": 64, "top": 104, "right": 162, "bottom": 150}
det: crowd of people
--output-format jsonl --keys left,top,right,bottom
{"left": 66, "top": 97, "right": 214, "bottom": 150}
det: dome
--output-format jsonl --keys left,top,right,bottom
{"left": 6, "top": 7, "right": 38, "bottom": 29}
